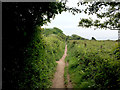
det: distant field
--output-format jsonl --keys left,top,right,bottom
{"left": 66, "top": 40, "right": 120, "bottom": 88}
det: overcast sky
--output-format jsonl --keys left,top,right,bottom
{"left": 42, "top": 0, "right": 118, "bottom": 40}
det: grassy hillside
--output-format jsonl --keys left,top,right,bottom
{"left": 43, "top": 27, "right": 66, "bottom": 41}
{"left": 66, "top": 40, "right": 120, "bottom": 89}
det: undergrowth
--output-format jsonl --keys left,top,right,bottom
{"left": 64, "top": 65, "right": 68, "bottom": 87}
{"left": 18, "top": 27, "right": 65, "bottom": 89}
{"left": 66, "top": 40, "right": 120, "bottom": 89}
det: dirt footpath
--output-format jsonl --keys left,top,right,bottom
{"left": 52, "top": 45, "right": 67, "bottom": 88}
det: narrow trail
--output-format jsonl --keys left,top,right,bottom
{"left": 52, "top": 45, "right": 72, "bottom": 88}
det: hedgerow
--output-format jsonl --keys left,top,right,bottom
{"left": 18, "top": 27, "right": 65, "bottom": 89}
{"left": 66, "top": 40, "right": 120, "bottom": 89}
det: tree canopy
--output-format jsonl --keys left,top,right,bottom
{"left": 77, "top": 1, "right": 120, "bottom": 30}
{"left": 91, "top": 37, "right": 96, "bottom": 40}
{"left": 3, "top": 2, "right": 66, "bottom": 89}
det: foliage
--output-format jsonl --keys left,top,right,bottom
{"left": 91, "top": 37, "right": 96, "bottom": 40}
{"left": 43, "top": 27, "right": 66, "bottom": 41}
{"left": 43, "top": 32, "right": 65, "bottom": 61}
{"left": 18, "top": 27, "right": 65, "bottom": 89}
{"left": 113, "top": 43, "right": 120, "bottom": 60}
{"left": 66, "top": 40, "right": 120, "bottom": 89}
{"left": 77, "top": 2, "right": 120, "bottom": 30}
{"left": 5, "top": 25, "right": 65, "bottom": 89}
{"left": 3, "top": 2, "right": 66, "bottom": 89}
{"left": 18, "top": 27, "right": 56, "bottom": 89}
{"left": 64, "top": 66, "right": 68, "bottom": 87}
{"left": 66, "top": 34, "right": 87, "bottom": 41}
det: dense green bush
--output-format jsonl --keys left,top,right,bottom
{"left": 18, "top": 27, "right": 65, "bottom": 89}
{"left": 91, "top": 37, "right": 96, "bottom": 40}
{"left": 113, "top": 43, "right": 120, "bottom": 60}
{"left": 66, "top": 40, "right": 120, "bottom": 89}
{"left": 3, "top": 2, "right": 66, "bottom": 89}
{"left": 43, "top": 34, "right": 65, "bottom": 61}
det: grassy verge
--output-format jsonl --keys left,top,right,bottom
{"left": 64, "top": 65, "right": 68, "bottom": 87}
{"left": 67, "top": 40, "right": 120, "bottom": 89}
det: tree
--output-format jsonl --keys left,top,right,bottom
{"left": 77, "top": 1, "right": 120, "bottom": 30}
{"left": 3, "top": 2, "right": 66, "bottom": 89}
{"left": 91, "top": 37, "right": 96, "bottom": 40}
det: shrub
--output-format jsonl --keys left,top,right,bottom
{"left": 66, "top": 40, "right": 120, "bottom": 89}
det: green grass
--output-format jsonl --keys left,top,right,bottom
{"left": 66, "top": 40, "right": 120, "bottom": 89}
{"left": 64, "top": 65, "right": 68, "bottom": 87}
